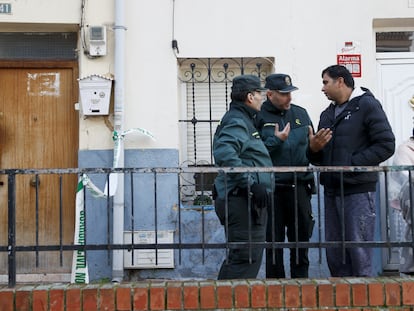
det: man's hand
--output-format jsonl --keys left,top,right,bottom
{"left": 308, "top": 126, "right": 332, "bottom": 152}
{"left": 274, "top": 122, "right": 290, "bottom": 141}
{"left": 250, "top": 183, "right": 268, "bottom": 209}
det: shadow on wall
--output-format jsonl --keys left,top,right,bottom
{"left": 127, "top": 195, "right": 331, "bottom": 281}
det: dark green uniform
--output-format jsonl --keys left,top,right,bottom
{"left": 214, "top": 102, "right": 273, "bottom": 198}
{"left": 213, "top": 101, "right": 273, "bottom": 279}
{"left": 256, "top": 100, "right": 315, "bottom": 278}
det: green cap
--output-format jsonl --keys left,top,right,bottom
{"left": 265, "top": 73, "right": 298, "bottom": 93}
{"left": 231, "top": 75, "right": 267, "bottom": 93}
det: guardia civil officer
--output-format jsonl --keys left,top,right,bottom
{"left": 256, "top": 73, "right": 330, "bottom": 278}
{"left": 213, "top": 74, "right": 273, "bottom": 279}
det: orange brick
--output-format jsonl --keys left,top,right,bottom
{"left": 99, "top": 287, "right": 115, "bottom": 311}
{"left": 82, "top": 288, "right": 98, "bottom": 311}
{"left": 385, "top": 282, "right": 401, "bottom": 306}
{"left": 217, "top": 282, "right": 233, "bottom": 309}
{"left": 133, "top": 285, "right": 148, "bottom": 311}
{"left": 0, "top": 290, "right": 14, "bottom": 311}
{"left": 301, "top": 283, "right": 317, "bottom": 308}
{"left": 49, "top": 288, "right": 65, "bottom": 311}
{"left": 200, "top": 283, "right": 216, "bottom": 309}
{"left": 285, "top": 284, "right": 300, "bottom": 308}
{"left": 318, "top": 283, "right": 334, "bottom": 307}
{"left": 234, "top": 283, "right": 249, "bottom": 308}
{"left": 33, "top": 289, "right": 48, "bottom": 311}
{"left": 66, "top": 287, "right": 82, "bottom": 311}
{"left": 402, "top": 280, "right": 414, "bottom": 305}
{"left": 335, "top": 282, "right": 350, "bottom": 307}
{"left": 251, "top": 282, "right": 266, "bottom": 308}
{"left": 267, "top": 283, "right": 283, "bottom": 308}
{"left": 351, "top": 283, "right": 367, "bottom": 306}
{"left": 8, "top": 279, "right": 414, "bottom": 311}
{"left": 183, "top": 283, "right": 199, "bottom": 310}
{"left": 15, "top": 288, "right": 31, "bottom": 311}
{"left": 149, "top": 285, "right": 165, "bottom": 311}
{"left": 368, "top": 282, "right": 384, "bottom": 306}
{"left": 116, "top": 287, "right": 132, "bottom": 311}
{"left": 167, "top": 282, "right": 182, "bottom": 310}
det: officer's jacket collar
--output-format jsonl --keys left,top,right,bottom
{"left": 262, "top": 99, "right": 285, "bottom": 114}
{"left": 230, "top": 100, "right": 257, "bottom": 118}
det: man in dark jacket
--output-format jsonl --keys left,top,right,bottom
{"left": 213, "top": 74, "right": 273, "bottom": 279}
{"left": 310, "top": 65, "right": 395, "bottom": 277}
{"left": 256, "top": 73, "right": 327, "bottom": 278}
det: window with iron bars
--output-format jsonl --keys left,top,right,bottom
{"left": 177, "top": 57, "right": 274, "bottom": 204}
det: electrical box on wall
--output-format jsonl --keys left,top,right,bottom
{"left": 78, "top": 74, "right": 113, "bottom": 116}
{"left": 88, "top": 25, "right": 107, "bottom": 56}
{"left": 123, "top": 230, "right": 175, "bottom": 269}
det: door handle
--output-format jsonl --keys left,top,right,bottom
{"left": 30, "top": 175, "right": 40, "bottom": 187}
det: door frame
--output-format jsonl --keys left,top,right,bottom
{"left": 376, "top": 52, "right": 414, "bottom": 273}
{"left": 0, "top": 60, "right": 79, "bottom": 283}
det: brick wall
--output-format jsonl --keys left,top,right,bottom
{"left": 0, "top": 277, "right": 414, "bottom": 310}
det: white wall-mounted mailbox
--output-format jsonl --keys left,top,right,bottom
{"left": 79, "top": 74, "right": 113, "bottom": 116}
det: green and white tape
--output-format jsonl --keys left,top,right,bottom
{"left": 105, "top": 127, "right": 155, "bottom": 197}
{"left": 71, "top": 177, "right": 89, "bottom": 284}
{"left": 71, "top": 127, "right": 155, "bottom": 282}
{"left": 83, "top": 127, "right": 155, "bottom": 198}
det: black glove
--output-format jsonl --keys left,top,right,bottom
{"left": 250, "top": 183, "right": 268, "bottom": 209}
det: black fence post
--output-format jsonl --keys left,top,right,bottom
{"left": 8, "top": 171, "right": 16, "bottom": 288}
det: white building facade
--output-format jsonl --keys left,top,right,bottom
{"left": 0, "top": 0, "right": 413, "bottom": 282}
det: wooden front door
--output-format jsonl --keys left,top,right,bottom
{"left": 0, "top": 63, "right": 79, "bottom": 275}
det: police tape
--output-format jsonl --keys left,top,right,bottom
{"left": 103, "top": 128, "right": 156, "bottom": 197}
{"left": 70, "top": 127, "right": 155, "bottom": 283}
{"left": 83, "top": 127, "right": 156, "bottom": 199}
{"left": 71, "top": 177, "right": 89, "bottom": 284}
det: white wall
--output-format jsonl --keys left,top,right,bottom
{"left": 172, "top": 0, "right": 414, "bottom": 125}
{"left": 81, "top": 0, "right": 180, "bottom": 150}
{"left": 0, "top": 0, "right": 79, "bottom": 23}
{"left": 117, "top": 0, "right": 413, "bottom": 151}
{"left": 1, "top": 0, "right": 414, "bottom": 150}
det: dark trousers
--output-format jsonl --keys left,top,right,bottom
{"left": 324, "top": 192, "right": 376, "bottom": 277}
{"left": 215, "top": 195, "right": 267, "bottom": 279}
{"left": 266, "top": 183, "right": 313, "bottom": 278}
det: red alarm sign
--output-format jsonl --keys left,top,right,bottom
{"left": 337, "top": 54, "right": 362, "bottom": 78}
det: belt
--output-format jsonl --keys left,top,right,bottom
{"left": 275, "top": 183, "right": 296, "bottom": 188}
{"left": 275, "top": 180, "right": 309, "bottom": 188}
{"left": 228, "top": 187, "right": 249, "bottom": 197}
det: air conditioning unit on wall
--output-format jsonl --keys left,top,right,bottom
{"left": 123, "top": 230, "right": 175, "bottom": 269}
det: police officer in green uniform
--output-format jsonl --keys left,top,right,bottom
{"left": 256, "top": 73, "right": 317, "bottom": 278}
{"left": 213, "top": 74, "right": 273, "bottom": 280}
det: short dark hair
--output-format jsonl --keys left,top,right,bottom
{"left": 322, "top": 65, "right": 354, "bottom": 89}
{"left": 231, "top": 90, "right": 250, "bottom": 101}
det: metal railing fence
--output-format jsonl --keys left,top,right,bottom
{"left": 0, "top": 165, "right": 413, "bottom": 287}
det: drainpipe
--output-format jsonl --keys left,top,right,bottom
{"left": 112, "top": 0, "right": 126, "bottom": 283}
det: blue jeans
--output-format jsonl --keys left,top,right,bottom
{"left": 324, "top": 191, "right": 376, "bottom": 277}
